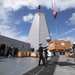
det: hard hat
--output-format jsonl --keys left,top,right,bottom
{"left": 73, "top": 42, "right": 75, "bottom": 44}
{"left": 73, "top": 42, "right": 75, "bottom": 47}
{"left": 46, "top": 37, "right": 51, "bottom": 42}
{"left": 39, "top": 43, "right": 42, "bottom": 46}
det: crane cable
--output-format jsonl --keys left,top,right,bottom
{"left": 54, "top": 0, "right": 57, "bottom": 10}
{"left": 51, "top": 0, "right": 57, "bottom": 10}
{"left": 51, "top": 0, "right": 65, "bottom": 52}
{"left": 56, "top": 19, "right": 64, "bottom": 38}
{"left": 51, "top": 0, "right": 58, "bottom": 39}
{"left": 54, "top": 18, "right": 64, "bottom": 39}
{"left": 51, "top": 0, "right": 54, "bottom": 10}
{"left": 55, "top": 19, "right": 58, "bottom": 39}
{"left": 54, "top": 18, "right": 64, "bottom": 52}
{"left": 51, "top": 0, "right": 64, "bottom": 39}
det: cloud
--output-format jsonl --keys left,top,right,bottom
{"left": 57, "top": 28, "right": 75, "bottom": 42}
{"left": 2, "top": 0, "right": 75, "bottom": 11}
{"left": 58, "top": 28, "right": 75, "bottom": 37}
{"left": 59, "top": 37, "right": 75, "bottom": 43}
{"left": 1, "top": 0, "right": 75, "bottom": 42}
{"left": 0, "top": 9, "right": 27, "bottom": 42}
{"left": 0, "top": 4, "right": 9, "bottom": 24}
{"left": 0, "top": 25, "right": 17, "bottom": 37}
{"left": 0, "top": 24, "right": 28, "bottom": 42}
{"left": 0, "top": 25, "right": 18, "bottom": 38}
{"left": 15, "top": 20, "right": 21, "bottom": 25}
{"left": 66, "top": 13, "right": 75, "bottom": 25}
{"left": 2, "top": 0, "right": 38, "bottom": 11}
{"left": 23, "top": 13, "right": 34, "bottom": 23}
{"left": 16, "top": 36, "right": 28, "bottom": 42}
{"left": 0, "top": 25, "right": 10, "bottom": 29}
{"left": 0, "top": 0, "right": 28, "bottom": 42}
{"left": 56, "top": 0, "right": 75, "bottom": 11}
{"left": 2, "top": 0, "right": 51, "bottom": 11}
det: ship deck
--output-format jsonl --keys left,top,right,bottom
{"left": 0, "top": 55, "right": 75, "bottom": 75}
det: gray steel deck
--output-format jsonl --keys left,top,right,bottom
{"left": 0, "top": 55, "right": 75, "bottom": 75}
{"left": 54, "top": 55, "right": 75, "bottom": 75}
{"left": 0, "top": 57, "right": 38, "bottom": 75}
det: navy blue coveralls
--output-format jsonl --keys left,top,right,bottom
{"left": 44, "top": 48, "right": 48, "bottom": 60}
{"left": 38, "top": 46, "right": 45, "bottom": 66}
{"left": 72, "top": 44, "right": 75, "bottom": 62}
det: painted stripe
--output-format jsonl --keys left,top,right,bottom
{"left": 35, "top": 67, "right": 45, "bottom": 75}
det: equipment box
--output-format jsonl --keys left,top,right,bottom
{"left": 48, "top": 40, "right": 71, "bottom": 52}
{"left": 26, "top": 51, "right": 30, "bottom": 56}
{"left": 18, "top": 51, "right": 27, "bottom": 57}
{"left": 30, "top": 52, "right": 38, "bottom": 57}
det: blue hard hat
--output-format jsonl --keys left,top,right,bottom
{"left": 39, "top": 43, "right": 42, "bottom": 46}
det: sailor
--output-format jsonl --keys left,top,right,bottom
{"left": 38, "top": 43, "right": 45, "bottom": 66}
{"left": 72, "top": 42, "right": 75, "bottom": 62}
{"left": 44, "top": 47, "right": 48, "bottom": 61}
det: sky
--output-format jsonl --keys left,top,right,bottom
{"left": 0, "top": 0, "right": 75, "bottom": 43}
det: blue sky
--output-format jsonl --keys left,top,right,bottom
{"left": 0, "top": 0, "right": 75, "bottom": 42}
